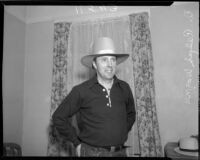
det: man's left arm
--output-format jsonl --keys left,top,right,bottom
{"left": 126, "top": 85, "right": 136, "bottom": 132}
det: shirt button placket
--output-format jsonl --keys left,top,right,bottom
{"left": 102, "top": 88, "right": 110, "bottom": 107}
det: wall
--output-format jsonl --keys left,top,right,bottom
{"left": 150, "top": 3, "right": 199, "bottom": 150}
{"left": 3, "top": 11, "right": 25, "bottom": 146}
{"left": 22, "top": 21, "right": 54, "bottom": 156}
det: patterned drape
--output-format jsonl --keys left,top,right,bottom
{"left": 50, "top": 22, "right": 71, "bottom": 116}
{"left": 129, "top": 12, "right": 163, "bottom": 157}
{"left": 47, "top": 22, "right": 75, "bottom": 156}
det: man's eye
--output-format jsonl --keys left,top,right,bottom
{"left": 101, "top": 58, "right": 107, "bottom": 62}
{"left": 111, "top": 58, "right": 116, "bottom": 62}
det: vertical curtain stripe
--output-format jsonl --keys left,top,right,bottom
{"left": 129, "top": 12, "right": 163, "bottom": 157}
{"left": 50, "top": 22, "right": 71, "bottom": 117}
{"left": 47, "top": 22, "right": 72, "bottom": 156}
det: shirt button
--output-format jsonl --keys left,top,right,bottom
{"left": 102, "top": 88, "right": 106, "bottom": 92}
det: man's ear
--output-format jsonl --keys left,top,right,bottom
{"left": 92, "top": 60, "right": 97, "bottom": 70}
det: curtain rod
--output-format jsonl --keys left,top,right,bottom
{"left": 53, "top": 9, "right": 150, "bottom": 23}
{"left": 53, "top": 11, "right": 150, "bottom": 24}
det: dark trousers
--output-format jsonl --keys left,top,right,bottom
{"left": 80, "top": 143, "right": 127, "bottom": 157}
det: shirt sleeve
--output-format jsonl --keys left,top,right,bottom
{"left": 52, "top": 86, "right": 81, "bottom": 147}
{"left": 126, "top": 84, "right": 136, "bottom": 132}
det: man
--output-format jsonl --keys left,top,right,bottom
{"left": 52, "top": 37, "right": 136, "bottom": 157}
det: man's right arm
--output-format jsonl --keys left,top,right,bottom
{"left": 52, "top": 87, "right": 81, "bottom": 147}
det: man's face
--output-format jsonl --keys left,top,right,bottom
{"left": 93, "top": 55, "right": 117, "bottom": 81}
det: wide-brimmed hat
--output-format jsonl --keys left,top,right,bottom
{"left": 81, "top": 37, "right": 129, "bottom": 68}
{"left": 174, "top": 137, "right": 199, "bottom": 157}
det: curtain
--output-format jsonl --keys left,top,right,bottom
{"left": 47, "top": 22, "right": 76, "bottom": 156}
{"left": 129, "top": 12, "right": 163, "bottom": 157}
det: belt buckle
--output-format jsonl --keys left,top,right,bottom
{"left": 110, "top": 146, "right": 115, "bottom": 152}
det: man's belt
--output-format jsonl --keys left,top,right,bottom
{"left": 82, "top": 142, "right": 128, "bottom": 152}
{"left": 100, "top": 145, "right": 125, "bottom": 152}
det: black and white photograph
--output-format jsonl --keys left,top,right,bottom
{"left": 2, "top": 1, "right": 199, "bottom": 158}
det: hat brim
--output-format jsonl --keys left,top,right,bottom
{"left": 174, "top": 147, "right": 199, "bottom": 157}
{"left": 81, "top": 54, "right": 129, "bottom": 68}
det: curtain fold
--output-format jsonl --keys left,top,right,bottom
{"left": 129, "top": 12, "right": 163, "bottom": 157}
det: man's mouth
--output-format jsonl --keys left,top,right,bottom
{"left": 105, "top": 69, "right": 113, "bottom": 73}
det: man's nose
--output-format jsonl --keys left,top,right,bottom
{"left": 107, "top": 59, "right": 113, "bottom": 66}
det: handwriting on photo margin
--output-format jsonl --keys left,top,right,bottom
{"left": 183, "top": 10, "right": 198, "bottom": 104}
{"left": 184, "top": 10, "right": 193, "bottom": 22}
{"left": 75, "top": 6, "right": 118, "bottom": 15}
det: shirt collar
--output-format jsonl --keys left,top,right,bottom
{"left": 88, "top": 74, "right": 120, "bottom": 89}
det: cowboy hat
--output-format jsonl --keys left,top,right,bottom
{"left": 81, "top": 37, "right": 129, "bottom": 68}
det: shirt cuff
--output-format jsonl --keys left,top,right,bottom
{"left": 73, "top": 138, "right": 81, "bottom": 148}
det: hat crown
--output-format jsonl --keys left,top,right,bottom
{"left": 93, "top": 37, "right": 115, "bottom": 54}
{"left": 179, "top": 137, "right": 198, "bottom": 150}
{"left": 81, "top": 36, "right": 129, "bottom": 68}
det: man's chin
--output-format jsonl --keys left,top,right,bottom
{"left": 105, "top": 75, "right": 114, "bottom": 80}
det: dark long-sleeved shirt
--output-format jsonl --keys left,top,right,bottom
{"left": 52, "top": 75, "right": 136, "bottom": 147}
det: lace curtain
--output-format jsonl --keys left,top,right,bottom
{"left": 47, "top": 12, "right": 162, "bottom": 157}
